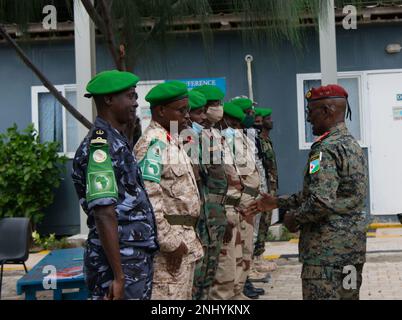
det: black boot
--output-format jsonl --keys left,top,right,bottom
{"left": 245, "top": 278, "right": 265, "bottom": 295}
{"left": 243, "top": 283, "right": 260, "bottom": 299}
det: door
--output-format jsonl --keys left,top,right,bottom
{"left": 368, "top": 72, "right": 402, "bottom": 215}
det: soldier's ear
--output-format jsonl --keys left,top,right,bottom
{"left": 104, "top": 94, "right": 114, "bottom": 107}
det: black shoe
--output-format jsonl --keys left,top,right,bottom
{"left": 243, "top": 285, "right": 260, "bottom": 299}
{"left": 245, "top": 279, "right": 265, "bottom": 295}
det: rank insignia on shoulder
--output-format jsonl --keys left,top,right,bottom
{"left": 86, "top": 128, "right": 118, "bottom": 203}
{"left": 309, "top": 152, "right": 322, "bottom": 175}
{"left": 90, "top": 128, "right": 108, "bottom": 145}
{"left": 139, "top": 138, "right": 167, "bottom": 183}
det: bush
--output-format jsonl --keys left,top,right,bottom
{"left": 0, "top": 124, "right": 67, "bottom": 225}
{"left": 31, "top": 231, "right": 72, "bottom": 251}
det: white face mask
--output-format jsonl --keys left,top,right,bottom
{"left": 206, "top": 105, "right": 224, "bottom": 124}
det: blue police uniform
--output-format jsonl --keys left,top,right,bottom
{"left": 72, "top": 116, "right": 159, "bottom": 300}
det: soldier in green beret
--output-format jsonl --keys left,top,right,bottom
{"left": 186, "top": 89, "right": 230, "bottom": 300}
{"left": 231, "top": 97, "right": 256, "bottom": 129}
{"left": 252, "top": 108, "right": 279, "bottom": 277}
{"left": 134, "top": 81, "right": 203, "bottom": 300}
{"left": 72, "top": 70, "right": 158, "bottom": 300}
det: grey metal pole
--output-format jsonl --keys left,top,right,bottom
{"left": 319, "top": 0, "right": 338, "bottom": 85}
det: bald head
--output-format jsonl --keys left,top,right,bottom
{"left": 307, "top": 97, "right": 348, "bottom": 136}
{"left": 326, "top": 97, "right": 347, "bottom": 123}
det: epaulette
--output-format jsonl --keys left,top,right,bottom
{"left": 90, "top": 128, "right": 108, "bottom": 145}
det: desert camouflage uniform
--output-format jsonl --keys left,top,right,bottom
{"left": 234, "top": 130, "right": 260, "bottom": 295}
{"left": 278, "top": 123, "right": 368, "bottom": 300}
{"left": 190, "top": 128, "right": 228, "bottom": 300}
{"left": 72, "top": 117, "right": 158, "bottom": 300}
{"left": 209, "top": 130, "right": 243, "bottom": 300}
{"left": 254, "top": 132, "right": 278, "bottom": 257}
{"left": 134, "top": 121, "right": 203, "bottom": 300}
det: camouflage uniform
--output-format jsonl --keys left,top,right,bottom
{"left": 209, "top": 131, "right": 243, "bottom": 300}
{"left": 134, "top": 120, "right": 203, "bottom": 300}
{"left": 254, "top": 132, "right": 278, "bottom": 257}
{"left": 234, "top": 131, "right": 260, "bottom": 296}
{"left": 72, "top": 117, "right": 158, "bottom": 300}
{"left": 278, "top": 123, "right": 368, "bottom": 300}
{"left": 191, "top": 128, "right": 228, "bottom": 300}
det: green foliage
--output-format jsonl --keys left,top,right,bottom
{"left": 0, "top": 124, "right": 67, "bottom": 225}
{"left": 32, "top": 231, "right": 71, "bottom": 250}
{"left": 267, "top": 225, "right": 299, "bottom": 241}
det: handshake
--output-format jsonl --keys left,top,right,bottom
{"left": 239, "top": 193, "right": 299, "bottom": 233}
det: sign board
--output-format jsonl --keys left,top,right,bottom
{"left": 137, "top": 78, "right": 227, "bottom": 131}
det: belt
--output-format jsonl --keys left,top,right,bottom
{"left": 207, "top": 194, "right": 227, "bottom": 205}
{"left": 242, "top": 186, "right": 259, "bottom": 198}
{"left": 164, "top": 215, "right": 198, "bottom": 228}
{"left": 225, "top": 197, "right": 241, "bottom": 207}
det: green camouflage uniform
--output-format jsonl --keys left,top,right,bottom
{"left": 278, "top": 123, "right": 368, "bottom": 300}
{"left": 254, "top": 132, "right": 278, "bottom": 257}
{"left": 192, "top": 129, "right": 228, "bottom": 300}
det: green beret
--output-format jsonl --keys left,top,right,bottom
{"left": 189, "top": 90, "right": 207, "bottom": 111}
{"left": 192, "top": 85, "right": 225, "bottom": 101}
{"left": 224, "top": 102, "right": 245, "bottom": 122}
{"left": 85, "top": 70, "right": 140, "bottom": 97}
{"left": 146, "top": 81, "right": 188, "bottom": 107}
{"left": 231, "top": 97, "right": 253, "bottom": 112}
{"left": 255, "top": 107, "right": 272, "bottom": 118}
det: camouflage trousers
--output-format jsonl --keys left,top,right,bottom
{"left": 84, "top": 244, "right": 154, "bottom": 300}
{"left": 193, "top": 202, "right": 227, "bottom": 300}
{"left": 302, "top": 264, "right": 364, "bottom": 300}
{"left": 234, "top": 194, "right": 256, "bottom": 295}
{"left": 209, "top": 206, "right": 242, "bottom": 300}
{"left": 253, "top": 210, "right": 273, "bottom": 257}
{"left": 151, "top": 253, "right": 197, "bottom": 300}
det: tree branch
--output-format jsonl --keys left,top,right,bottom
{"left": 99, "top": 0, "right": 126, "bottom": 70}
{"left": 80, "top": 0, "right": 123, "bottom": 70}
{"left": 132, "top": 0, "right": 184, "bottom": 63}
{"left": 0, "top": 24, "right": 92, "bottom": 130}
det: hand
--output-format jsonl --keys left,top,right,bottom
{"left": 223, "top": 222, "right": 234, "bottom": 244}
{"left": 257, "top": 193, "right": 278, "bottom": 212}
{"left": 283, "top": 212, "right": 298, "bottom": 233}
{"left": 106, "top": 278, "right": 125, "bottom": 300}
{"left": 239, "top": 200, "right": 260, "bottom": 217}
{"left": 166, "top": 242, "right": 188, "bottom": 275}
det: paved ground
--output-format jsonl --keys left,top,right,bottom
{"left": 256, "top": 228, "right": 402, "bottom": 300}
{"left": 2, "top": 229, "right": 402, "bottom": 300}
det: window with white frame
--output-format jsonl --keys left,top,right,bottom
{"left": 296, "top": 72, "right": 367, "bottom": 150}
{"left": 31, "top": 85, "right": 80, "bottom": 158}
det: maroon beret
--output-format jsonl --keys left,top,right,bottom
{"left": 305, "top": 84, "right": 348, "bottom": 101}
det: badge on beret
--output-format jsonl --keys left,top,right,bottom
{"left": 306, "top": 90, "right": 312, "bottom": 99}
{"left": 309, "top": 152, "right": 322, "bottom": 175}
{"left": 139, "top": 138, "right": 166, "bottom": 183}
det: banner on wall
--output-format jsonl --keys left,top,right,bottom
{"left": 138, "top": 77, "right": 227, "bottom": 131}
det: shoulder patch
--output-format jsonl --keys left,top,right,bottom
{"left": 309, "top": 152, "right": 322, "bottom": 175}
{"left": 86, "top": 128, "right": 118, "bottom": 203}
{"left": 139, "top": 138, "right": 166, "bottom": 183}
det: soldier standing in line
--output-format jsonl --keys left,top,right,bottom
{"left": 72, "top": 70, "right": 158, "bottom": 300}
{"left": 134, "top": 81, "right": 203, "bottom": 300}
{"left": 187, "top": 87, "right": 230, "bottom": 300}
{"left": 252, "top": 108, "right": 279, "bottom": 274}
